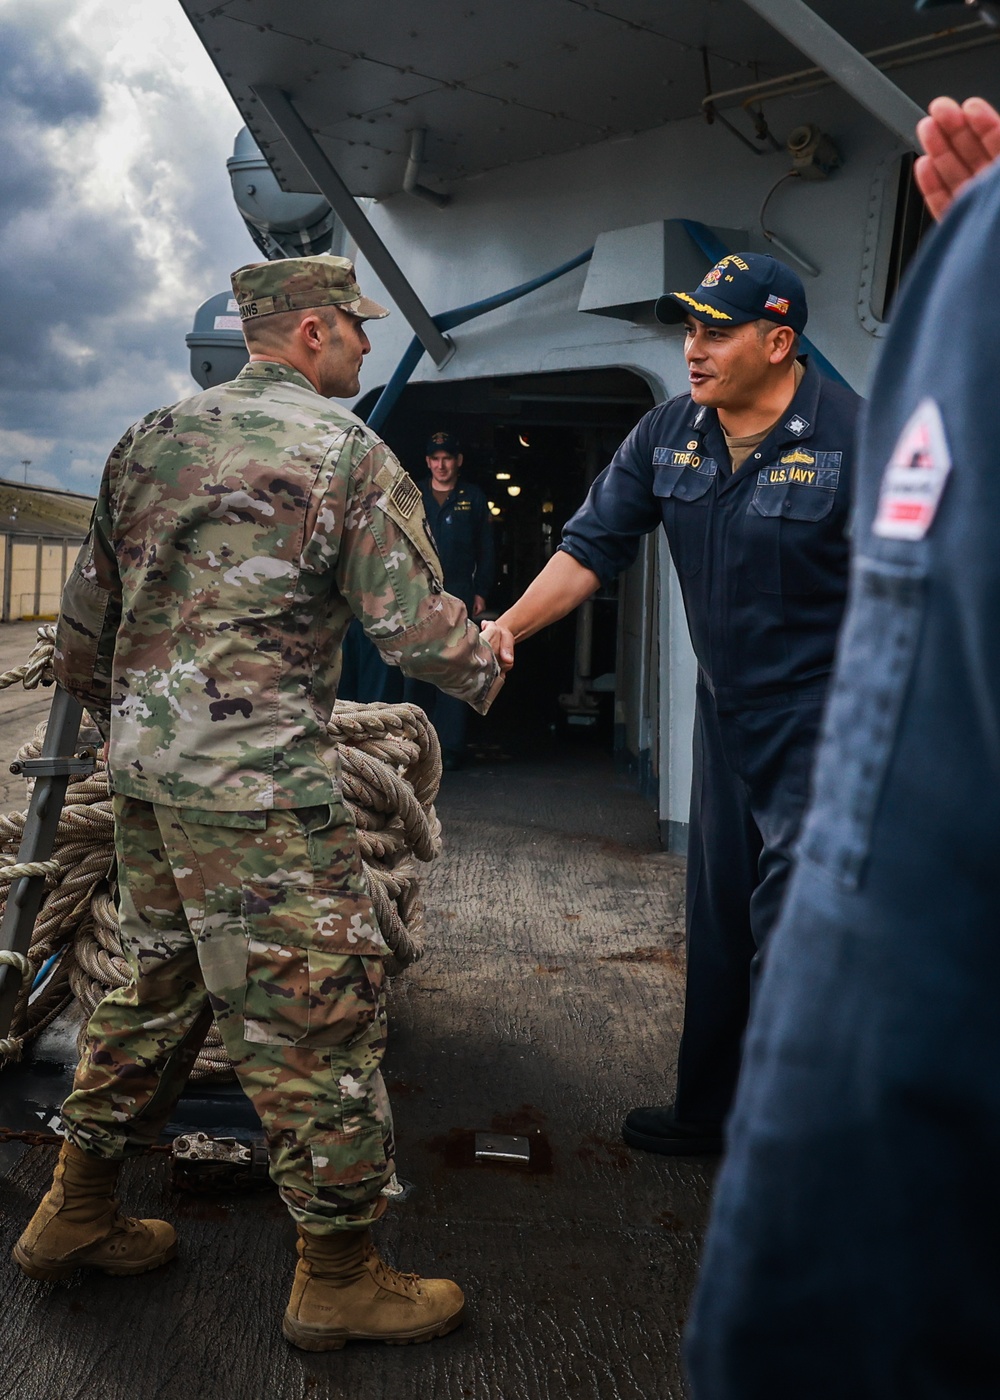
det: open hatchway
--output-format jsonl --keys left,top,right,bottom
{"left": 356, "top": 366, "right": 659, "bottom": 771}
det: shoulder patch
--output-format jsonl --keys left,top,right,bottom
{"left": 373, "top": 460, "right": 443, "bottom": 588}
{"left": 388, "top": 471, "right": 421, "bottom": 520}
{"left": 873, "top": 398, "right": 951, "bottom": 542}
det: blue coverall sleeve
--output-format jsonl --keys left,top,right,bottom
{"left": 559, "top": 416, "right": 662, "bottom": 586}
{"left": 473, "top": 491, "right": 495, "bottom": 601}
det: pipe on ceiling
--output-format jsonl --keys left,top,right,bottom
{"left": 736, "top": 0, "right": 927, "bottom": 150}
{"left": 403, "top": 129, "right": 450, "bottom": 208}
{"left": 704, "top": 24, "right": 998, "bottom": 110}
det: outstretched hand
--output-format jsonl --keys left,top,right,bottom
{"left": 480, "top": 620, "right": 514, "bottom": 673}
{"left": 915, "top": 97, "right": 1000, "bottom": 221}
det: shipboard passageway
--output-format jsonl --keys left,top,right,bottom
{"left": 0, "top": 740, "right": 711, "bottom": 1399}
{"left": 356, "top": 367, "right": 657, "bottom": 758}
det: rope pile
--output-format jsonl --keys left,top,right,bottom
{"left": 0, "top": 627, "right": 442, "bottom": 1077}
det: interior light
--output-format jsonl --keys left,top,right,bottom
{"left": 507, "top": 485, "right": 521, "bottom": 497}
{"left": 518, "top": 434, "right": 530, "bottom": 448}
{"left": 542, "top": 500, "right": 554, "bottom": 514}
{"left": 490, "top": 505, "right": 501, "bottom": 516}
{"left": 487, "top": 500, "right": 496, "bottom": 510}
{"left": 496, "top": 471, "right": 511, "bottom": 481}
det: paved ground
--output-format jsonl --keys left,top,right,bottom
{"left": 0, "top": 669, "right": 710, "bottom": 1400}
{"left": 0, "top": 621, "right": 57, "bottom": 811}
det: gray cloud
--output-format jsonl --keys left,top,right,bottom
{"left": 0, "top": 15, "right": 101, "bottom": 127}
{"left": 0, "top": 0, "right": 252, "bottom": 493}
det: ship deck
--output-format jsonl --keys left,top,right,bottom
{"left": 0, "top": 622, "right": 711, "bottom": 1400}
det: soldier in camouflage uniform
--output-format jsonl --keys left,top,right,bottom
{"left": 13, "top": 255, "right": 508, "bottom": 1352}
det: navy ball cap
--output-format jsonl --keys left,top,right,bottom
{"left": 655, "top": 252, "right": 808, "bottom": 335}
{"left": 426, "top": 430, "right": 462, "bottom": 456}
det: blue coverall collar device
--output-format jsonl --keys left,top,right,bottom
{"left": 655, "top": 252, "right": 808, "bottom": 335}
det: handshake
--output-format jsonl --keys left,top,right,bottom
{"left": 479, "top": 619, "right": 515, "bottom": 674}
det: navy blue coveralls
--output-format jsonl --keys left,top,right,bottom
{"left": 562, "top": 358, "right": 860, "bottom": 1125}
{"left": 404, "top": 479, "right": 495, "bottom": 755}
{"left": 685, "top": 168, "right": 1000, "bottom": 1399}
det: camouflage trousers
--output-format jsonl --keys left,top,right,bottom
{"left": 61, "top": 794, "right": 395, "bottom": 1234}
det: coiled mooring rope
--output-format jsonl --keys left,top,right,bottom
{"left": 0, "top": 627, "right": 442, "bottom": 1077}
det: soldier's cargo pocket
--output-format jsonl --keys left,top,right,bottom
{"left": 798, "top": 554, "right": 926, "bottom": 889}
{"left": 242, "top": 943, "right": 383, "bottom": 1047}
{"left": 242, "top": 874, "right": 388, "bottom": 958}
{"left": 310, "top": 1064, "right": 393, "bottom": 1190}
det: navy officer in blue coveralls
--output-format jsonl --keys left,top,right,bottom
{"left": 404, "top": 432, "right": 495, "bottom": 769}
{"left": 684, "top": 58, "right": 1000, "bottom": 1400}
{"left": 495, "top": 253, "right": 861, "bottom": 1154}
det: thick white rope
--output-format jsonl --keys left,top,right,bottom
{"left": 0, "top": 629, "right": 443, "bottom": 1077}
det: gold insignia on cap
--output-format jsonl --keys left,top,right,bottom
{"left": 671, "top": 292, "right": 733, "bottom": 321}
{"left": 687, "top": 440, "right": 699, "bottom": 450}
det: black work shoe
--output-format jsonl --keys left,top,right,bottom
{"left": 622, "top": 1105, "right": 724, "bottom": 1156}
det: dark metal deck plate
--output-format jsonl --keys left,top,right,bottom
{"left": 474, "top": 1131, "right": 531, "bottom": 1164}
{"left": 0, "top": 748, "right": 711, "bottom": 1399}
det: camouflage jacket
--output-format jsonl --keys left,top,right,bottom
{"left": 54, "top": 361, "right": 502, "bottom": 810}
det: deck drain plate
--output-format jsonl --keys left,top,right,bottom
{"left": 474, "top": 1132, "right": 531, "bottom": 1164}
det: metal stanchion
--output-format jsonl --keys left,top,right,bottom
{"left": 0, "top": 687, "right": 92, "bottom": 1053}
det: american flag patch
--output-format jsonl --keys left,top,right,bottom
{"left": 388, "top": 472, "right": 421, "bottom": 520}
{"left": 764, "top": 294, "right": 791, "bottom": 315}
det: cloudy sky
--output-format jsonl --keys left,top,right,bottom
{"left": 0, "top": 0, "right": 254, "bottom": 496}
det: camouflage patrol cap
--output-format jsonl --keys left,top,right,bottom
{"left": 231, "top": 255, "right": 390, "bottom": 323}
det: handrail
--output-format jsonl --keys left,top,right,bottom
{"left": 366, "top": 248, "right": 594, "bottom": 431}
{"left": 366, "top": 220, "right": 849, "bottom": 434}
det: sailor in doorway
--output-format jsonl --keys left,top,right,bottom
{"left": 494, "top": 253, "right": 861, "bottom": 1154}
{"left": 685, "top": 91, "right": 1000, "bottom": 1400}
{"left": 404, "top": 431, "right": 496, "bottom": 770}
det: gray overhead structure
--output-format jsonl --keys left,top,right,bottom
{"left": 177, "top": 0, "right": 978, "bottom": 362}
{"left": 181, "top": 0, "right": 947, "bottom": 197}
{"left": 175, "top": 0, "right": 999, "bottom": 849}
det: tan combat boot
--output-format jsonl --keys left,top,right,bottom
{"left": 282, "top": 1225, "right": 465, "bottom": 1351}
{"left": 12, "top": 1140, "right": 177, "bottom": 1282}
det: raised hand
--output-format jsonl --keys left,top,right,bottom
{"left": 915, "top": 96, "right": 1000, "bottom": 221}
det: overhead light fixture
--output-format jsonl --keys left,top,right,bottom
{"left": 490, "top": 505, "right": 501, "bottom": 516}
{"left": 518, "top": 434, "right": 530, "bottom": 448}
{"left": 507, "top": 485, "right": 521, "bottom": 497}
{"left": 496, "top": 471, "right": 511, "bottom": 481}
{"left": 487, "top": 500, "right": 496, "bottom": 509}
{"left": 542, "top": 500, "right": 554, "bottom": 514}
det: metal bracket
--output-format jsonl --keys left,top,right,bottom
{"left": 739, "top": 0, "right": 925, "bottom": 151}
{"left": 171, "top": 1132, "right": 270, "bottom": 1191}
{"left": 10, "top": 751, "right": 96, "bottom": 779}
{"left": 0, "top": 687, "right": 85, "bottom": 1035}
{"left": 251, "top": 84, "right": 456, "bottom": 369}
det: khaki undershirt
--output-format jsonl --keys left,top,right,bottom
{"left": 723, "top": 360, "right": 805, "bottom": 473}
